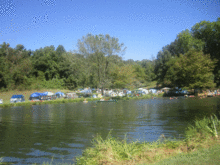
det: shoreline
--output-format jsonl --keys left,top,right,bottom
{"left": 0, "top": 93, "right": 163, "bottom": 108}
{"left": 75, "top": 115, "right": 220, "bottom": 165}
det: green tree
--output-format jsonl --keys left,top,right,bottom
{"left": 132, "top": 64, "right": 147, "bottom": 87}
{"left": 140, "top": 59, "right": 156, "bottom": 82}
{"left": 154, "top": 49, "right": 172, "bottom": 86}
{"left": 32, "top": 46, "right": 63, "bottom": 80}
{"left": 191, "top": 18, "right": 220, "bottom": 85}
{"left": 56, "top": 45, "right": 66, "bottom": 55}
{"left": 77, "top": 34, "right": 126, "bottom": 89}
{"left": 110, "top": 64, "right": 136, "bottom": 89}
{"left": 168, "top": 29, "right": 204, "bottom": 57}
{"left": 165, "top": 50, "right": 216, "bottom": 89}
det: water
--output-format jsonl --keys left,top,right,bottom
{"left": 0, "top": 97, "right": 219, "bottom": 164}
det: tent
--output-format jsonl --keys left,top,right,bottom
{"left": 80, "top": 88, "right": 92, "bottom": 97}
{"left": 43, "top": 92, "right": 54, "bottom": 96}
{"left": 29, "top": 92, "right": 47, "bottom": 100}
{"left": 149, "top": 89, "right": 157, "bottom": 94}
{"left": 11, "top": 95, "right": 24, "bottom": 98}
{"left": 30, "top": 92, "right": 47, "bottom": 98}
{"left": 55, "top": 92, "right": 65, "bottom": 96}
{"left": 55, "top": 92, "right": 65, "bottom": 98}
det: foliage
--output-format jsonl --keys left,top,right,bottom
{"left": 77, "top": 33, "right": 126, "bottom": 57}
{"left": 76, "top": 114, "right": 220, "bottom": 165}
{"left": 1, "top": 18, "right": 220, "bottom": 91}
{"left": 110, "top": 64, "right": 136, "bottom": 89}
{"left": 185, "top": 114, "right": 220, "bottom": 139}
{"left": 191, "top": 18, "right": 220, "bottom": 86}
{"left": 154, "top": 18, "right": 220, "bottom": 87}
{"left": 76, "top": 33, "right": 126, "bottom": 89}
{"left": 164, "top": 50, "right": 216, "bottom": 89}
{"left": 154, "top": 49, "right": 173, "bottom": 85}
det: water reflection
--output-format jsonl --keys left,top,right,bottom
{"left": 0, "top": 97, "right": 219, "bottom": 164}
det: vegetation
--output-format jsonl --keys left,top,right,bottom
{"left": 75, "top": 114, "right": 220, "bottom": 165}
{"left": 150, "top": 144, "right": 220, "bottom": 165}
{"left": 155, "top": 18, "right": 220, "bottom": 88}
{"left": 1, "top": 18, "right": 220, "bottom": 165}
{"left": 0, "top": 89, "right": 161, "bottom": 108}
{"left": 0, "top": 34, "right": 150, "bottom": 92}
{"left": 1, "top": 18, "right": 220, "bottom": 92}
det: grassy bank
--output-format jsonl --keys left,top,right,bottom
{"left": 75, "top": 114, "right": 220, "bottom": 165}
{"left": 0, "top": 89, "right": 71, "bottom": 104}
{"left": 150, "top": 143, "right": 220, "bottom": 165}
{"left": 0, "top": 90, "right": 162, "bottom": 108}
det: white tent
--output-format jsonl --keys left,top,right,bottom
{"left": 43, "top": 92, "right": 54, "bottom": 96}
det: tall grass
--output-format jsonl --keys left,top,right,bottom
{"left": 185, "top": 114, "right": 220, "bottom": 139}
{"left": 76, "top": 132, "right": 186, "bottom": 165}
{"left": 0, "top": 157, "right": 3, "bottom": 165}
{"left": 76, "top": 114, "right": 220, "bottom": 165}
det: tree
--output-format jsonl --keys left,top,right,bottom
{"left": 164, "top": 50, "right": 216, "bottom": 89}
{"left": 77, "top": 34, "right": 126, "bottom": 57}
{"left": 110, "top": 64, "right": 136, "bottom": 89}
{"left": 154, "top": 49, "right": 172, "bottom": 85}
{"left": 168, "top": 30, "right": 204, "bottom": 57}
{"left": 191, "top": 18, "right": 220, "bottom": 85}
{"left": 32, "top": 46, "right": 63, "bottom": 80}
{"left": 132, "top": 64, "right": 147, "bottom": 87}
{"left": 140, "top": 59, "right": 156, "bottom": 82}
{"left": 77, "top": 34, "right": 126, "bottom": 89}
{"left": 56, "top": 45, "right": 66, "bottom": 55}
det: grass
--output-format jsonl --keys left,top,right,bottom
{"left": 0, "top": 89, "right": 71, "bottom": 104}
{"left": 0, "top": 97, "right": 103, "bottom": 108}
{"left": 0, "top": 89, "right": 162, "bottom": 108}
{"left": 149, "top": 144, "right": 220, "bottom": 165}
{"left": 75, "top": 114, "right": 220, "bottom": 165}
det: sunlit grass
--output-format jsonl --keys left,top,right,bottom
{"left": 0, "top": 89, "right": 71, "bottom": 104}
{"left": 0, "top": 89, "right": 162, "bottom": 108}
{"left": 76, "top": 114, "right": 220, "bottom": 165}
{"left": 185, "top": 114, "right": 220, "bottom": 139}
{"left": 150, "top": 144, "right": 220, "bottom": 165}
{"left": 0, "top": 97, "right": 102, "bottom": 107}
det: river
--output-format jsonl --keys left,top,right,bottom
{"left": 0, "top": 97, "right": 219, "bottom": 164}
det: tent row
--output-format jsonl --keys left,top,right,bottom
{"left": 29, "top": 92, "right": 65, "bottom": 101}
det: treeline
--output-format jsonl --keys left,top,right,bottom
{"left": 0, "top": 34, "right": 153, "bottom": 91}
{"left": 154, "top": 18, "right": 220, "bottom": 89}
{"left": 0, "top": 18, "right": 219, "bottom": 91}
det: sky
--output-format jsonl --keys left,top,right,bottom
{"left": 0, "top": 0, "right": 219, "bottom": 61}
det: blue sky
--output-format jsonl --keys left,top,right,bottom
{"left": 0, "top": 0, "right": 219, "bottom": 61}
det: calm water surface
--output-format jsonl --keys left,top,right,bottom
{"left": 0, "top": 97, "right": 220, "bottom": 164}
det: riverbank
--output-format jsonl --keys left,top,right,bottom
{"left": 0, "top": 89, "right": 163, "bottom": 108}
{"left": 75, "top": 114, "right": 220, "bottom": 165}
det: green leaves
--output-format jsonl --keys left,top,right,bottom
{"left": 77, "top": 33, "right": 126, "bottom": 57}
{"left": 165, "top": 50, "right": 216, "bottom": 89}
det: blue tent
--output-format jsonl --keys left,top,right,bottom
{"left": 30, "top": 92, "right": 47, "bottom": 98}
{"left": 55, "top": 92, "right": 65, "bottom": 96}
{"left": 55, "top": 92, "right": 65, "bottom": 98}
{"left": 11, "top": 95, "right": 24, "bottom": 98}
{"left": 149, "top": 89, "right": 157, "bottom": 94}
{"left": 80, "top": 89, "right": 92, "bottom": 94}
